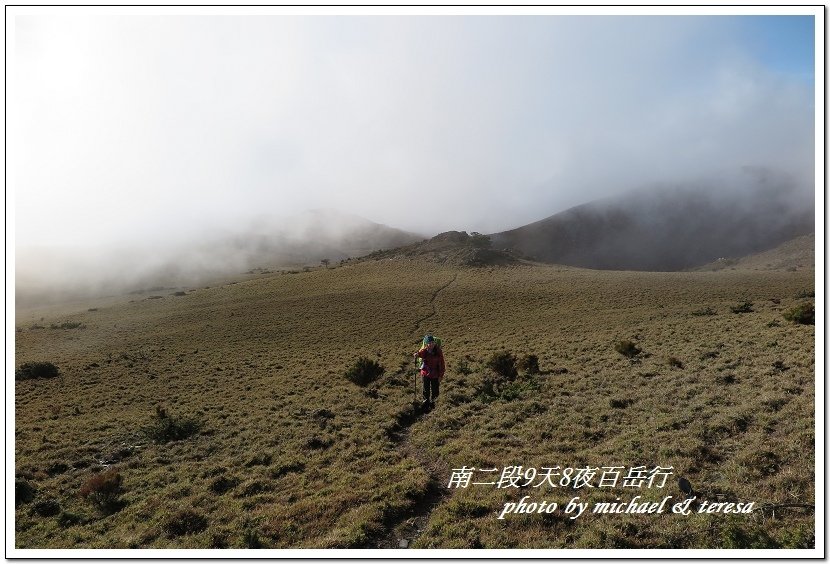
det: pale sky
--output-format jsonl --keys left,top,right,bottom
{"left": 12, "top": 10, "right": 816, "bottom": 250}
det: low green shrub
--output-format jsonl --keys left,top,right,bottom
{"left": 142, "top": 406, "right": 202, "bottom": 444}
{"left": 32, "top": 499, "right": 61, "bottom": 517}
{"left": 614, "top": 341, "right": 641, "bottom": 358}
{"left": 476, "top": 372, "right": 539, "bottom": 403}
{"left": 164, "top": 509, "right": 208, "bottom": 538}
{"left": 730, "top": 301, "right": 754, "bottom": 314}
{"left": 15, "top": 362, "right": 60, "bottom": 381}
{"left": 498, "top": 377, "right": 540, "bottom": 401}
{"left": 486, "top": 351, "right": 518, "bottom": 380}
{"left": 783, "top": 302, "right": 814, "bottom": 325}
{"left": 609, "top": 398, "right": 633, "bottom": 409}
{"left": 15, "top": 479, "right": 36, "bottom": 506}
{"left": 50, "top": 321, "right": 84, "bottom": 330}
{"left": 210, "top": 476, "right": 240, "bottom": 495}
{"left": 57, "top": 511, "right": 85, "bottom": 528}
{"left": 517, "top": 354, "right": 540, "bottom": 375}
{"left": 344, "top": 357, "right": 385, "bottom": 386}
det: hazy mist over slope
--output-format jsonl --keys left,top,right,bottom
{"left": 491, "top": 167, "right": 814, "bottom": 271}
{"left": 11, "top": 11, "right": 816, "bottom": 300}
{"left": 16, "top": 210, "right": 423, "bottom": 306}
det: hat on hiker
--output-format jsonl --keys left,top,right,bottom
{"left": 424, "top": 335, "right": 435, "bottom": 344}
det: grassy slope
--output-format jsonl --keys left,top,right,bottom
{"left": 14, "top": 260, "right": 815, "bottom": 549}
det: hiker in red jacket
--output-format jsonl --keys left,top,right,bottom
{"left": 414, "top": 335, "right": 445, "bottom": 410}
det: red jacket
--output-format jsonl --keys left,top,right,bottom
{"left": 417, "top": 347, "right": 445, "bottom": 379}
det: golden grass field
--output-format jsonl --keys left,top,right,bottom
{"left": 14, "top": 258, "right": 815, "bottom": 549}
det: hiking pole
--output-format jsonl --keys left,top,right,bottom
{"left": 413, "top": 354, "right": 418, "bottom": 405}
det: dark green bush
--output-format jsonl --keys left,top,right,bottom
{"left": 772, "top": 360, "right": 789, "bottom": 373}
{"left": 667, "top": 357, "right": 684, "bottom": 369}
{"left": 614, "top": 340, "right": 641, "bottom": 359}
{"left": 344, "top": 357, "right": 385, "bottom": 386}
{"left": 57, "top": 511, "right": 85, "bottom": 528}
{"left": 15, "top": 479, "right": 36, "bottom": 506}
{"left": 142, "top": 406, "right": 202, "bottom": 443}
{"left": 609, "top": 398, "right": 634, "bottom": 409}
{"left": 210, "top": 534, "right": 229, "bottom": 549}
{"left": 486, "top": 351, "right": 518, "bottom": 380}
{"left": 783, "top": 302, "right": 814, "bottom": 325}
{"left": 210, "top": 476, "right": 240, "bottom": 495}
{"left": 50, "top": 321, "right": 84, "bottom": 329}
{"left": 476, "top": 373, "right": 540, "bottom": 403}
{"left": 15, "top": 361, "right": 60, "bottom": 380}
{"left": 730, "top": 301, "right": 754, "bottom": 314}
{"left": 518, "top": 354, "right": 540, "bottom": 375}
{"left": 476, "top": 377, "right": 498, "bottom": 401}
{"left": 164, "top": 509, "right": 208, "bottom": 538}
{"left": 498, "top": 377, "right": 540, "bottom": 402}
{"left": 269, "top": 461, "right": 305, "bottom": 479}
{"left": 33, "top": 499, "right": 61, "bottom": 517}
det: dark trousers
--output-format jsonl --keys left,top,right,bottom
{"left": 423, "top": 377, "right": 439, "bottom": 402}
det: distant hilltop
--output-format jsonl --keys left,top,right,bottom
{"left": 357, "top": 230, "right": 523, "bottom": 267}
{"left": 489, "top": 168, "right": 813, "bottom": 271}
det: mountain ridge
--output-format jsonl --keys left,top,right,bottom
{"left": 488, "top": 171, "right": 813, "bottom": 271}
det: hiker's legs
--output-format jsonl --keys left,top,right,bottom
{"left": 422, "top": 376, "right": 431, "bottom": 402}
{"left": 422, "top": 377, "right": 439, "bottom": 403}
{"left": 427, "top": 378, "right": 439, "bottom": 403}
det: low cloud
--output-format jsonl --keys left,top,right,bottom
{"left": 12, "top": 13, "right": 815, "bottom": 297}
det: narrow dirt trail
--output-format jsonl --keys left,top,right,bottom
{"left": 373, "top": 273, "right": 458, "bottom": 549}
{"left": 374, "top": 414, "right": 452, "bottom": 549}
{"left": 411, "top": 273, "right": 458, "bottom": 336}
